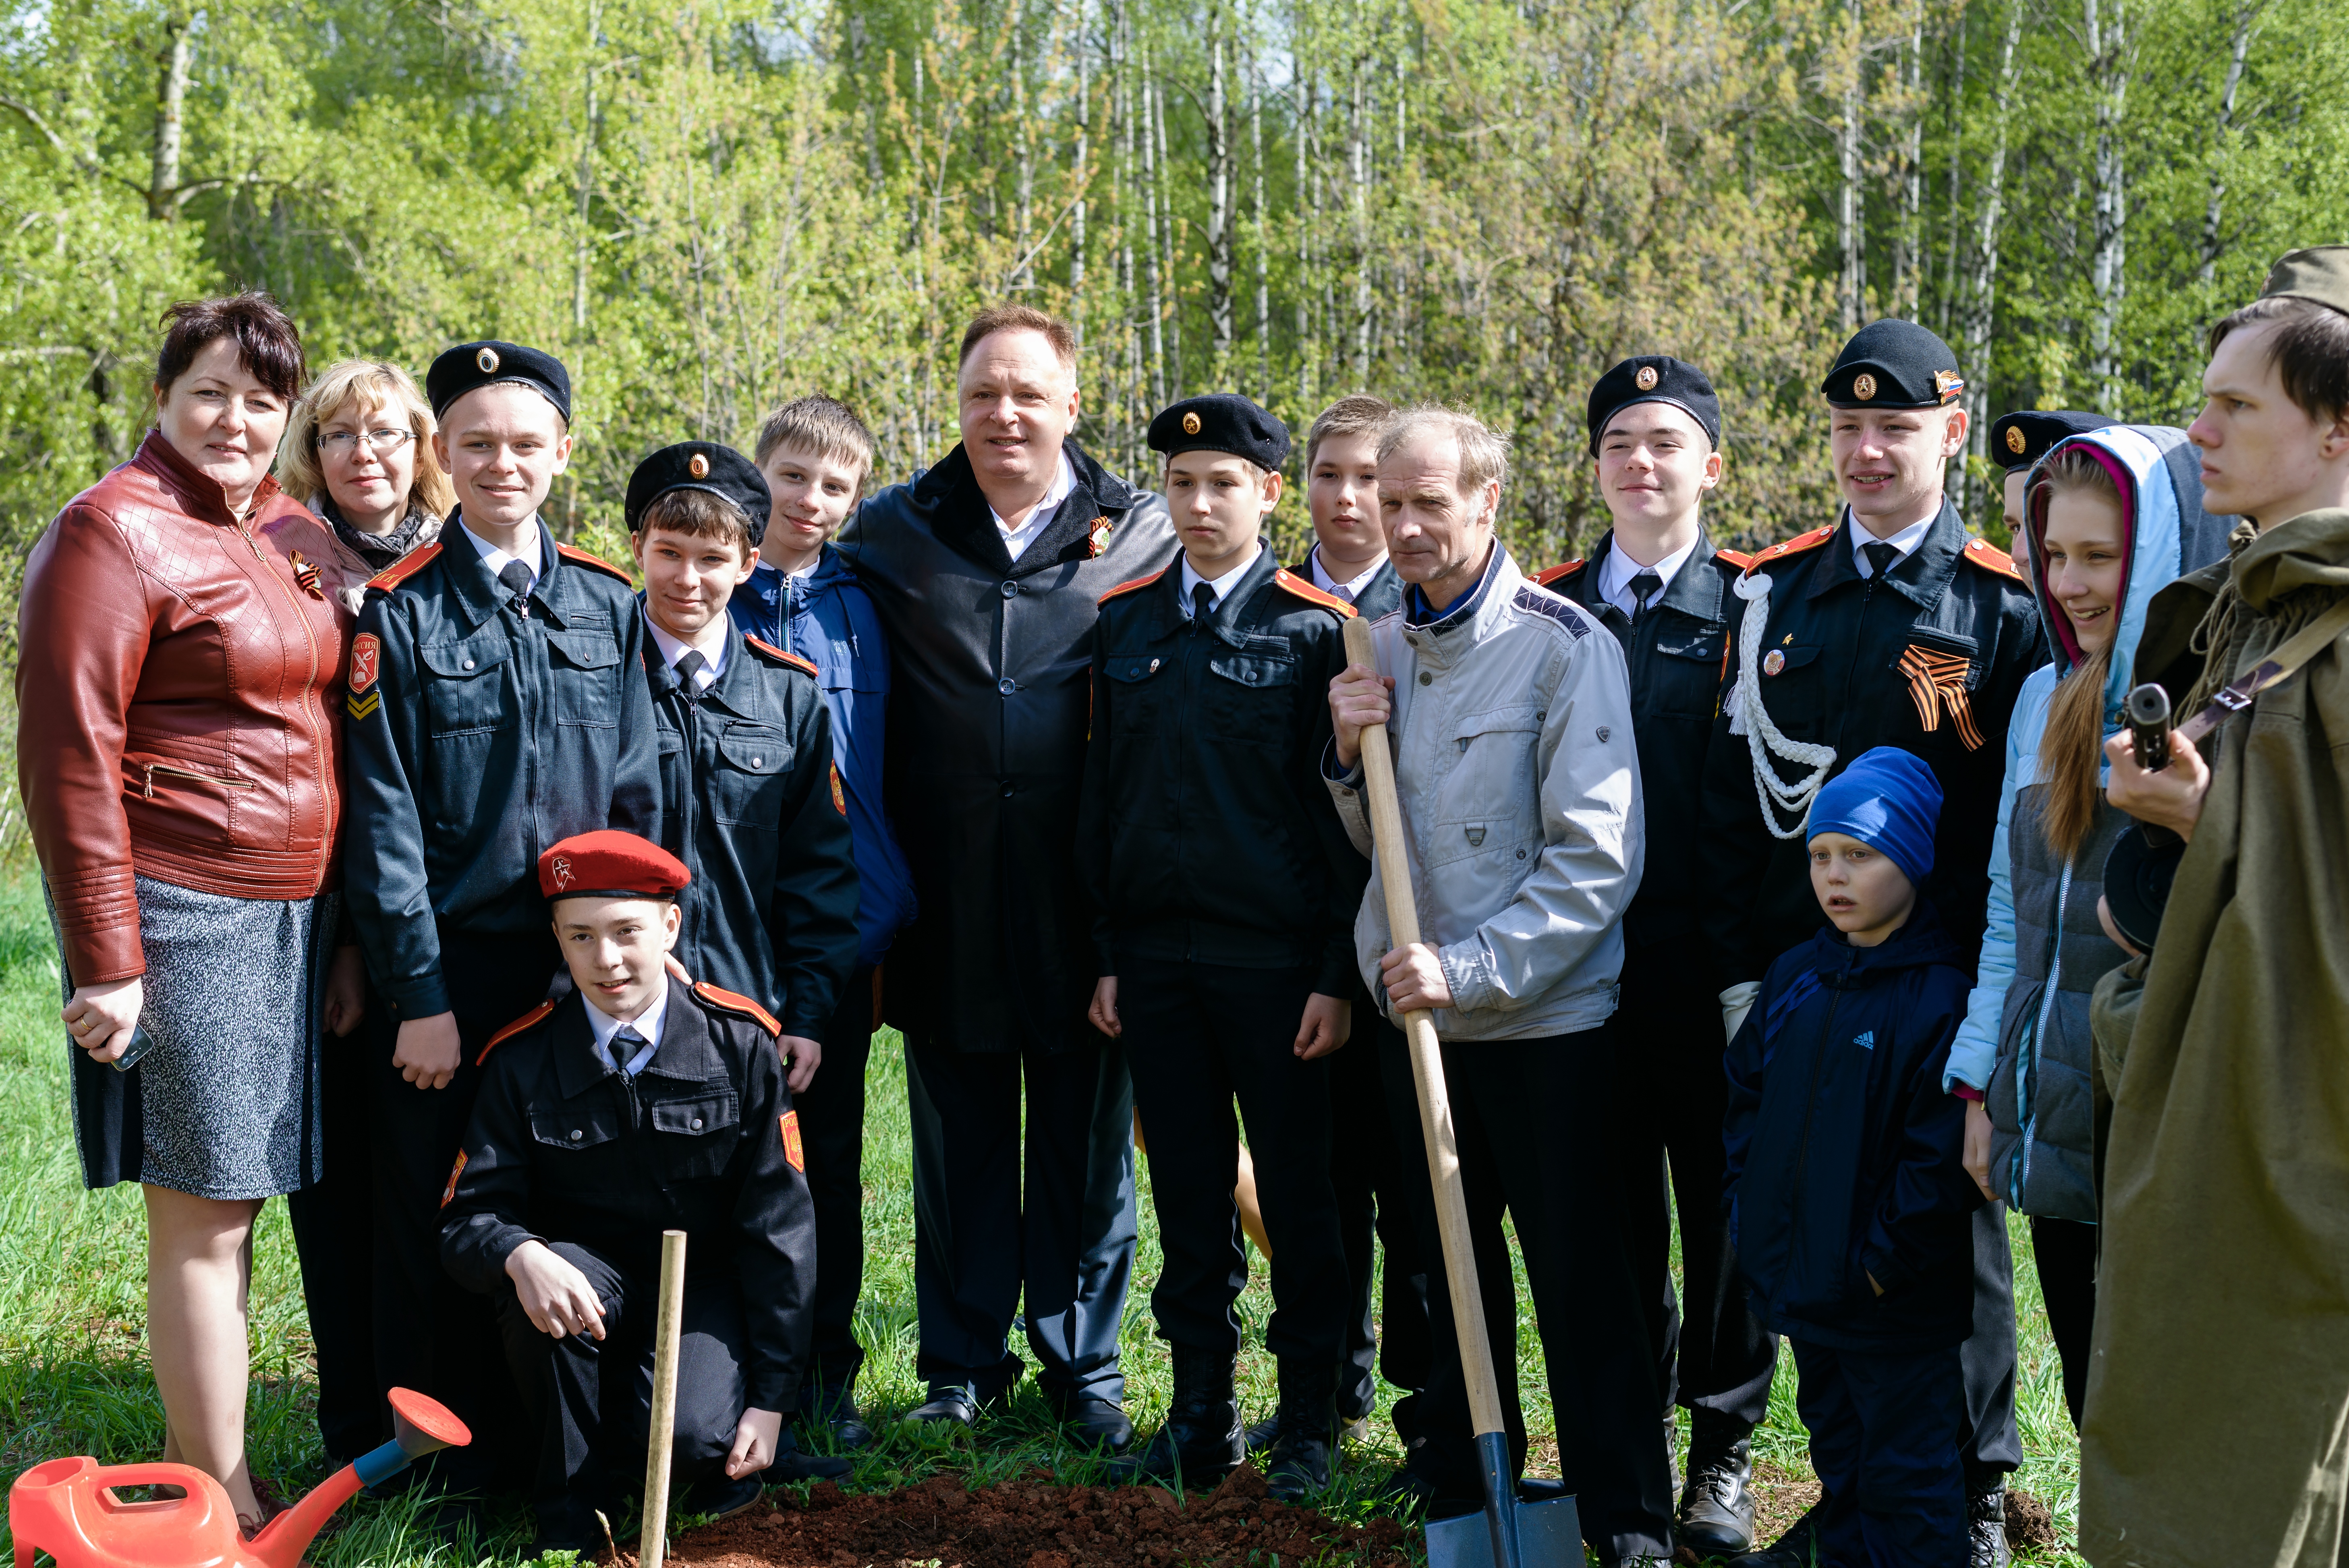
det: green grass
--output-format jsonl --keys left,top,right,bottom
{"left": 0, "top": 870, "right": 2084, "bottom": 1564}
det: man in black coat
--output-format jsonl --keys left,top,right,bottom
{"left": 834, "top": 304, "right": 1174, "bottom": 1449}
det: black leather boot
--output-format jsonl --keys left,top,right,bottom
{"left": 1676, "top": 1409, "right": 1757, "bottom": 1556}
{"left": 1264, "top": 1361, "right": 1340, "bottom": 1503}
{"left": 1728, "top": 1500, "right": 1819, "bottom": 1567}
{"left": 1967, "top": 1483, "right": 2011, "bottom": 1568}
{"left": 1109, "top": 1344, "right": 1244, "bottom": 1487}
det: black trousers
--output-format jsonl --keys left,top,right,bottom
{"left": 903, "top": 1027, "right": 1136, "bottom": 1401}
{"left": 794, "top": 964, "right": 875, "bottom": 1411}
{"left": 1609, "top": 950, "right": 1775, "bottom": 1430}
{"left": 1791, "top": 1337, "right": 1968, "bottom": 1568}
{"left": 2032, "top": 1215, "right": 2098, "bottom": 1429}
{"left": 1119, "top": 954, "right": 1349, "bottom": 1363}
{"left": 286, "top": 982, "right": 383, "bottom": 1464}
{"left": 1958, "top": 1203, "right": 2022, "bottom": 1485}
{"left": 1378, "top": 1018, "right": 1675, "bottom": 1560}
{"left": 495, "top": 1241, "right": 752, "bottom": 1545}
{"left": 369, "top": 931, "right": 561, "bottom": 1491}
{"left": 1329, "top": 972, "right": 1431, "bottom": 1423}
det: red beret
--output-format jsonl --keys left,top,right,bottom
{"left": 537, "top": 831, "right": 691, "bottom": 901}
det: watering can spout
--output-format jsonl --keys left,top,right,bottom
{"left": 247, "top": 1390, "right": 475, "bottom": 1568}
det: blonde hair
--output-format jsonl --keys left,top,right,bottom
{"left": 1304, "top": 394, "right": 1394, "bottom": 472}
{"left": 278, "top": 359, "right": 455, "bottom": 519}
{"left": 2031, "top": 445, "right": 2125, "bottom": 865}
{"left": 754, "top": 395, "right": 876, "bottom": 495}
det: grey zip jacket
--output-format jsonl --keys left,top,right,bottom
{"left": 1326, "top": 547, "right": 1644, "bottom": 1040}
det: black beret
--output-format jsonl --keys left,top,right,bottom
{"left": 1822, "top": 319, "right": 1967, "bottom": 410}
{"left": 1586, "top": 355, "right": 1721, "bottom": 457}
{"left": 1989, "top": 410, "right": 2116, "bottom": 473}
{"left": 1147, "top": 394, "right": 1291, "bottom": 471}
{"left": 624, "top": 442, "right": 772, "bottom": 543}
{"left": 427, "top": 340, "right": 572, "bottom": 425}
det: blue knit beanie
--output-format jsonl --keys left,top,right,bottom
{"left": 1808, "top": 747, "right": 1943, "bottom": 888}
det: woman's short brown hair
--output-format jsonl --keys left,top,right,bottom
{"left": 153, "top": 292, "right": 307, "bottom": 404}
{"left": 277, "top": 360, "right": 456, "bottom": 519}
{"left": 2207, "top": 295, "right": 2349, "bottom": 426}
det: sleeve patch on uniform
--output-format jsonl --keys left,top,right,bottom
{"left": 780, "top": 1110, "right": 805, "bottom": 1172}
{"left": 350, "top": 632, "right": 382, "bottom": 694}
{"left": 830, "top": 762, "right": 847, "bottom": 815}
{"left": 440, "top": 1149, "right": 467, "bottom": 1208}
{"left": 1512, "top": 584, "right": 1590, "bottom": 638}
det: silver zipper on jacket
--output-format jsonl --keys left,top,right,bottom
{"left": 141, "top": 761, "right": 256, "bottom": 800}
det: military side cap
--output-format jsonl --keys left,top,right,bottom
{"left": 2259, "top": 245, "right": 2349, "bottom": 317}
{"left": 1586, "top": 355, "right": 1721, "bottom": 457}
{"left": 1989, "top": 410, "right": 2115, "bottom": 472}
{"left": 1148, "top": 393, "right": 1291, "bottom": 470}
{"left": 537, "top": 830, "right": 690, "bottom": 901}
{"left": 626, "top": 442, "right": 773, "bottom": 542}
{"left": 1822, "top": 319, "right": 1966, "bottom": 410}
{"left": 428, "top": 340, "right": 572, "bottom": 424}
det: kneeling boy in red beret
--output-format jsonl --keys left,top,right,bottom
{"left": 439, "top": 829, "right": 845, "bottom": 1556}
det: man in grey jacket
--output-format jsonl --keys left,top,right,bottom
{"left": 1325, "top": 407, "right": 1672, "bottom": 1565}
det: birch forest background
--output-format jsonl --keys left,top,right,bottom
{"left": 4, "top": 0, "right": 2349, "bottom": 570}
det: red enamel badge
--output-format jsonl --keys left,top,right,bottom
{"left": 350, "top": 632, "right": 381, "bottom": 694}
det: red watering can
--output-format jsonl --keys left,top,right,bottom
{"left": 9, "top": 1388, "right": 470, "bottom": 1568}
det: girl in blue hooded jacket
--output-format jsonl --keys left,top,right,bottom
{"left": 1724, "top": 746, "right": 1983, "bottom": 1568}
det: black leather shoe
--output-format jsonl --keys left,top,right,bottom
{"left": 1728, "top": 1500, "right": 1821, "bottom": 1567}
{"left": 1244, "top": 1408, "right": 1367, "bottom": 1451}
{"left": 825, "top": 1413, "right": 874, "bottom": 1450}
{"left": 769, "top": 1428, "right": 853, "bottom": 1482}
{"left": 1968, "top": 1484, "right": 2011, "bottom": 1568}
{"left": 1109, "top": 1344, "right": 1244, "bottom": 1486}
{"left": 902, "top": 1382, "right": 981, "bottom": 1430}
{"left": 1676, "top": 1413, "right": 1757, "bottom": 1556}
{"left": 1265, "top": 1361, "right": 1340, "bottom": 1502}
{"left": 1051, "top": 1393, "right": 1136, "bottom": 1454}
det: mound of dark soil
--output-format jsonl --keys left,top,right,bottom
{"left": 670, "top": 1464, "right": 1412, "bottom": 1568}
{"left": 2004, "top": 1488, "right": 2063, "bottom": 1553}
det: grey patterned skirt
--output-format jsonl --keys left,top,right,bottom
{"left": 60, "top": 876, "right": 340, "bottom": 1200}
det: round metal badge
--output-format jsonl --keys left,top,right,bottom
{"left": 475, "top": 346, "right": 501, "bottom": 373}
{"left": 2006, "top": 425, "right": 2028, "bottom": 455}
{"left": 1852, "top": 372, "right": 1878, "bottom": 401}
{"left": 1635, "top": 365, "right": 1659, "bottom": 391}
{"left": 1762, "top": 649, "right": 1787, "bottom": 676}
{"left": 1182, "top": 410, "right": 1202, "bottom": 435}
{"left": 688, "top": 452, "right": 711, "bottom": 478}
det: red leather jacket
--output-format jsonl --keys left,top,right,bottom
{"left": 19, "top": 431, "right": 355, "bottom": 985}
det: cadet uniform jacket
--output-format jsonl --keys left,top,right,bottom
{"left": 344, "top": 522, "right": 661, "bottom": 1018}
{"left": 1698, "top": 505, "right": 2043, "bottom": 990}
{"left": 439, "top": 983, "right": 816, "bottom": 1413}
{"left": 1079, "top": 548, "right": 1366, "bottom": 996}
{"left": 1289, "top": 554, "right": 1404, "bottom": 622}
{"left": 649, "top": 617, "right": 860, "bottom": 1042}
{"left": 836, "top": 441, "right": 1175, "bottom": 1055}
{"left": 1538, "top": 531, "right": 1747, "bottom": 959}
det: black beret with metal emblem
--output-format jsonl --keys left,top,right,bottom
{"left": 426, "top": 340, "right": 573, "bottom": 424}
{"left": 624, "top": 441, "right": 773, "bottom": 542}
{"left": 1147, "top": 393, "right": 1291, "bottom": 471}
{"left": 1586, "top": 354, "right": 1722, "bottom": 457}
{"left": 1822, "top": 319, "right": 1967, "bottom": 410}
{"left": 1988, "top": 409, "right": 2116, "bottom": 473}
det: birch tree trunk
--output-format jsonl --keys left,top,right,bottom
{"left": 2086, "top": 0, "right": 2131, "bottom": 412}
{"left": 2200, "top": 1, "right": 2254, "bottom": 285}
{"left": 1837, "top": 0, "right": 1866, "bottom": 329}
{"left": 1155, "top": 55, "right": 1183, "bottom": 394}
{"left": 1070, "top": 0, "right": 1088, "bottom": 311}
{"left": 1296, "top": 56, "right": 1313, "bottom": 410}
{"left": 574, "top": 0, "right": 598, "bottom": 335}
{"left": 1961, "top": 0, "right": 2021, "bottom": 483}
{"left": 1011, "top": 0, "right": 1035, "bottom": 289}
{"left": 1140, "top": 48, "right": 1166, "bottom": 408}
{"left": 1207, "top": 0, "right": 1233, "bottom": 383}
{"left": 1250, "top": 43, "right": 1270, "bottom": 403}
{"left": 1939, "top": 8, "right": 1965, "bottom": 335}
{"left": 1349, "top": 47, "right": 1372, "bottom": 383}
{"left": 149, "top": 11, "right": 190, "bottom": 219}
{"left": 1894, "top": 4, "right": 1923, "bottom": 320}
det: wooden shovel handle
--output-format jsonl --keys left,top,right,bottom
{"left": 641, "top": 1229, "right": 689, "bottom": 1568}
{"left": 1340, "top": 617, "right": 1509, "bottom": 1440}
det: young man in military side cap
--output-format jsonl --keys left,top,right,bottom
{"left": 1534, "top": 355, "right": 1773, "bottom": 1556}
{"left": 441, "top": 831, "right": 831, "bottom": 1556}
{"left": 344, "top": 340, "right": 660, "bottom": 1499}
{"left": 1080, "top": 393, "right": 1364, "bottom": 1500}
{"left": 1694, "top": 321, "right": 2044, "bottom": 1568}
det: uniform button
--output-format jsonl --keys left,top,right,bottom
{"left": 999, "top": 677, "right": 1017, "bottom": 694}
{"left": 1001, "top": 581, "right": 1020, "bottom": 599}
{"left": 1517, "top": 849, "right": 1528, "bottom": 860}
{"left": 691, "top": 1117, "right": 704, "bottom": 1130}
{"left": 1418, "top": 671, "right": 1432, "bottom": 686}
{"left": 1536, "top": 710, "right": 1546, "bottom": 721}
{"left": 463, "top": 658, "right": 476, "bottom": 671}
{"left": 570, "top": 1129, "right": 583, "bottom": 1141}
{"left": 751, "top": 756, "right": 763, "bottom": 767}
{"left": 1001, "top": 783, "right": 1015, "bottom": 797}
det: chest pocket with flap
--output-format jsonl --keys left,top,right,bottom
{"left": 421, "top": 636, "right": 513, "bottom": 736}
{"left": 648, "top": 1088, "right": 741, "bottom": 1181}
{"left": 547, "top": 629, "right": 622, "bottom": 727}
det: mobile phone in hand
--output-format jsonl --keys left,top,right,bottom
{"left": 110, "top": 1023, "right": 158, "bottom": 1073}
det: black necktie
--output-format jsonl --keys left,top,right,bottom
{"left": 1192, "top": 581, "right": 1216, "bottom": 631}
{"left": 610, "top": 1025, "right": 647, "bottom": 1075}
{"left": 1628, "top": 568, "right": 1663, "bottom": 624}
{"left": 674, "top": 649, "right": 708, "bottom": 698}
{"left": 498, "top": 559, "right": 533, "bottom": 610}
{"left": 1863, "top": 541, "right": 1899, "bottom": 582}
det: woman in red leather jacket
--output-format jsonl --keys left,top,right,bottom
{"left": 16, "top": 293, "right": 365, "bottom": 1532}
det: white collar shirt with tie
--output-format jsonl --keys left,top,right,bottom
{"left": 1849, "top": 510, "right": 1937, "bottom": 578}
{"left": 1307, "top": 544, "right": 1387, "bottom": 605}
{"left": 1597, "top": 534, "right": 1701, "bottom": 619}
{"left": 462, "top": 515, "right": 544, "bottom": 597}
{"left": 644, "top": 615, "right": 727, "bottom": 692}
{"left": 1180, "top": 543, "right": 1264, "bottom": 620}
{"left": 586, "top": 977, "right": 670, "bottom": 1078}
{"left": 991, "top": 450, "right": 1077, "bottom": 563}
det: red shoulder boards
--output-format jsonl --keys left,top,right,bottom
{"left": 365, "top": 540, "right": 443, "bottom": 593}
{"left": 1271, "top": 569, "right": 1357, "bottom": 617}
{"left": 1534, "top": 559, "right": 1586, "bottom": 587}
{"left": 557, "top": 542, "right": 635, "bottom": 586}
{"left": 746, "top": 636, "right": 819, "bottom": 678}
{"left": 1961, "top": 536, "right": 2028, "bottom": 584}
{"left": 1744, "top": 526, "right": 1837, "bottom": 574}
{"left": 693, "top": 980, "right": 783, "bottom": 1039}
{"left": 1714, "top": 547, "right": 1755, "bottom": 570}
{"left": 475, "top": 998, "right": 556, "bottom": 1065}
{"left": 1098, "top": 566, "right": 1169, "bottom": 605}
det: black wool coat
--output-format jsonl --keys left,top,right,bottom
{"left": 836, "top": 442, "right": 1175, "bottom": 1054}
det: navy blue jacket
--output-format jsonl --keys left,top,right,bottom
{"left": 1723, "top": 900, "right": 1980, "bottom": 1352}
{"left": 650, "top": 617, "right": 859, "bottom": 1042}
{"left": 728, "top": 545, "right": 916, "bottom": 969}
{"left": 345, "top": 523, "right": 660, "bottom": 1017}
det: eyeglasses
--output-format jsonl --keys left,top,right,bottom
{"left": 317, "top": 427, "right": 416, "bottom": 456}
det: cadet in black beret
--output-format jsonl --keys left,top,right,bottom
{"left": 626, "top": 441, "right": 774, "bottom": 539}
{"left": 425, "top": 339, "right": 574, "bottom": 425}
{"left": 1584, "top": 354, "right": 1723, "bottom": 456}
{"left": 1988, "top": 412, "right": 2115, "bottom": 581}
{"left": 1822, "top": 318, "right": 1969, "bottom": 410}
{"left": 1084, "top": 393, "right": 1362, "bottom": 1500}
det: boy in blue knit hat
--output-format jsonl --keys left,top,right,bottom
{"left": 1722, "top": 747, "right": 1982, "bottom": 1568}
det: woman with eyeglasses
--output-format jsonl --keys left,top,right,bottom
{"left": 278, "top": 360, "right": 453, "bottom": 611}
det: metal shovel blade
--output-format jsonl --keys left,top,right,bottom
{"left": 1425, "top": 1494, "right": 1582, "bottom": 1568}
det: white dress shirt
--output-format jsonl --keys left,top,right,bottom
{"left": 1180, "top": 543, "right": 1264, "bottom": 617}
{"left": 1850, "top": 511, "right": 1936, "bottom": 577}
{"left": 991, "top": 451, "right": 1077, "bottom": 563}
{"left": 1308, "top": 545, "right": 1387, "bottom": 604}
{"left": 462, "top": 515, "right": 543, "bottom": 595}
{"left": 644, "top": 616, "right": 727, "bottom": 691}
{"left": 1596, "top": 534, "right": 1700, "bottom": 618}
{"left": 586, "top": 978, "right": 669, "bottom": 1078}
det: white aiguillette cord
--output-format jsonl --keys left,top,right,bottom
{"left": 1729, "top": 572, "right": 1837, "bottom": 840}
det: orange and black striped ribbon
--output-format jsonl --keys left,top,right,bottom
{"left": 1898, "top": 645, "right": 1985, "bottom": 750}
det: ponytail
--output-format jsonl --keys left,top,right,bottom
{"left": 2030, "top": 445, "right": 2126, "bottom": 865}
